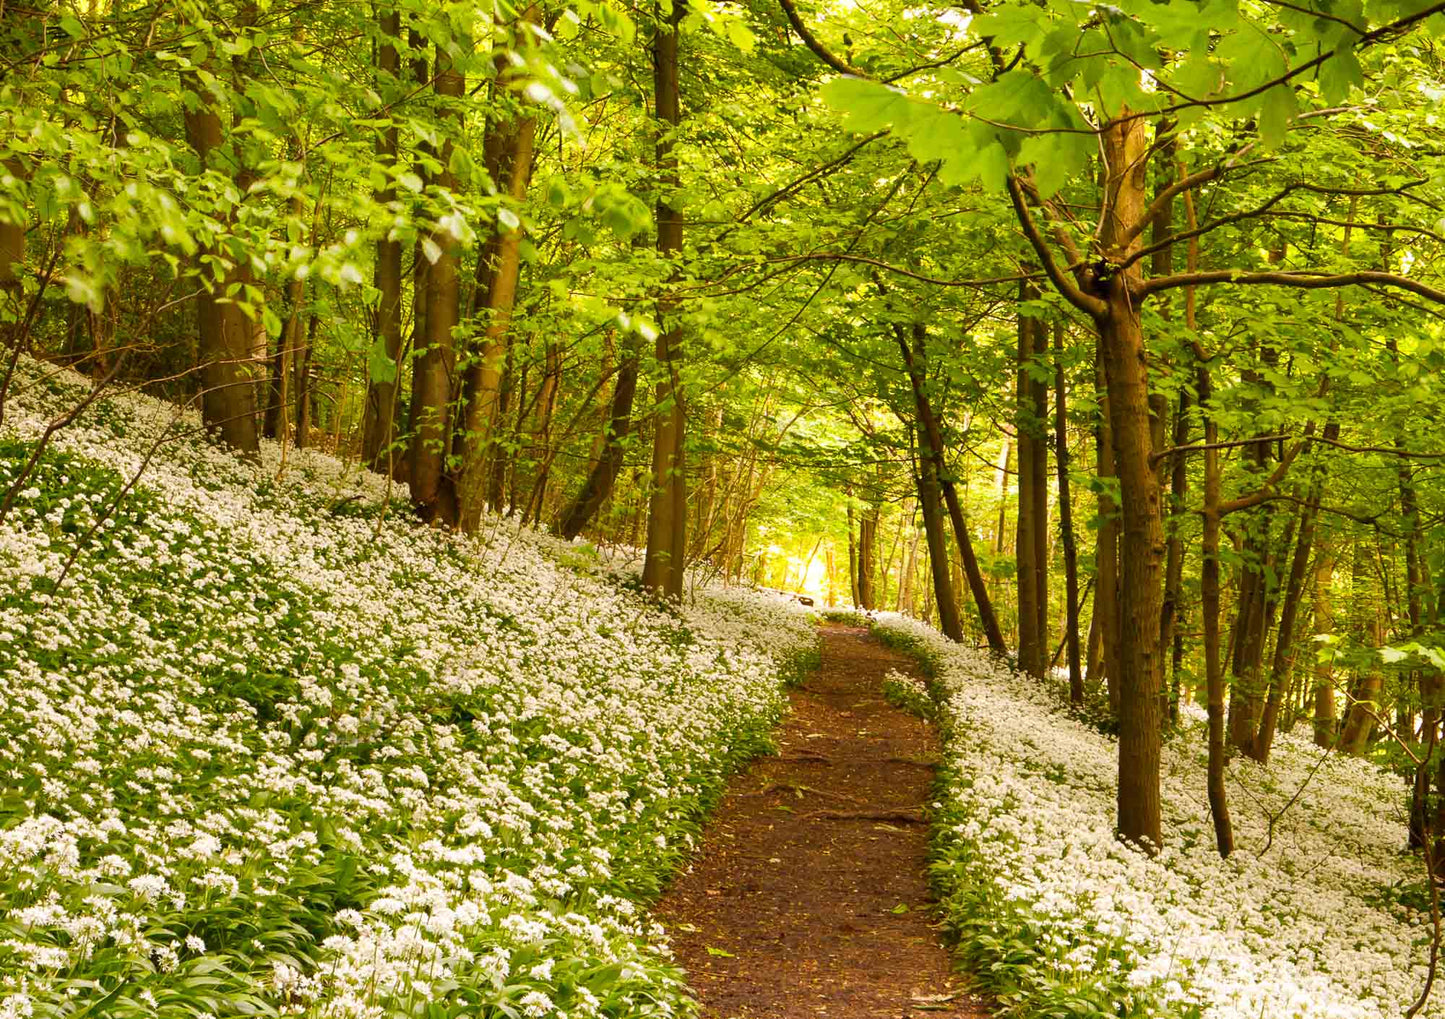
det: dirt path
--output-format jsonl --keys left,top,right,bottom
{"left": 654, "top": 623, "right": 988, "bottom": 1019}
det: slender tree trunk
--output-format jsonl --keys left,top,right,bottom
{"left": 293, "top": 313, "right": 317, "bottom": 447}
{"left": 1311, "top": 549, "right": 1337, "bottom": 747}
{"left": 896, "top": 323, "right": 1006, "bottom": 652}
{"left": 557, "top": 339, "right": 642, "bottom": 538}
{"left": 1152, "top": 142, "right": 1186, "bottom": 724}
{"left": 994, "top": 440, "right": 1010, "bottom": 554}
{"left": 914, "top": 438, "right": 963, "bottom": 640}
{"left": 1201, "top": 404, "right": 1234, "bottom": 856}
{"left": 640, "top": 0, "right": 687, "bottom": 598}
{"left": 1053, "top": 322, "right": 1083, "bottom": 704}
{"left": 1016, "top": 296, "right": 1044, "bottom": 677}
{"left": 1160, "top": 388, "right": 1189, "bottom": 722}
{"left": 1250, "top": 422, "right": 1336, "bottom": 762}
{"left": 457, "top": 15, "right": 540, "bottom": 530}
{"left": 846, "top": 499, "right": 860, "bottom": 606}
{"left": 362, "top": 6, "right": 404, "bottom": 471}
{"left": 1094, "top": 335, "right": 1120, "bottom": 711}
{"left": 858, "top": 503, "right": 879, "bottom": 609}
{"left": 264, "top": 274, "right": 302, "bottom": 441}
{"left": 899, "top": 525, "right": 921, "bottom": 615}
{"left": 1340, "top": 546, "right": 1383, "bottom": 755}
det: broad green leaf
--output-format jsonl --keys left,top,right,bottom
{"left": 819, "top": 77, "right": 913, "bottom": 135}
{"left": 1319, "top": 48, "right": 1364, "bottom": 105}
{"left": 1258, "top": 85, "right": 1296, "bottom": 148}
{"left": 368, "top": 335, "right": 398, "bottom": 385}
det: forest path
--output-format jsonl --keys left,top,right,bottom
{"left": 653, "top": 623, "right": 989, "bottom": 1019}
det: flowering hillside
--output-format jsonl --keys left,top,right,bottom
{"left": 0, "top": 360, "right": 817, "bottom": 1019}
{"left": 871, "top": 614, "right": 1438, "bottom": 1019}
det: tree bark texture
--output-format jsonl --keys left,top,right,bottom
{"left": 640, "top": 0, "right": 687, "bottom": 598}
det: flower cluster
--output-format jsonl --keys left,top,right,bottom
{"left": 881, "top": 668, "right": 935, "bottom": 721}
{"left": 872, "top": 612, "right": 1441, "bottom": 1019}
{"left": 0, "top": 359, "right": 817, "bottom": 1018}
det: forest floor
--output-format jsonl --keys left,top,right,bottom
{"left": 654, "top": 623, "right": 990, "bottom": 1019}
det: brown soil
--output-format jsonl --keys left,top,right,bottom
{"left": 653, "top": 623, "right": 989, "bottom": 1019}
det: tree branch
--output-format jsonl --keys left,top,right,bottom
{"left": 1151, "top": 434, "right": 1290, "bottom": 465}
{"left": 1006, "top": 174, "right": 1106, "bottom": 317}
{"left": 1119, "top": 156, "right": 1268, "bottom": 248}
{"left": 778, "top": 0, "right": 866, "bottom": 78}
{"left": 1144, "top": 269, "right": 1445, "bottom": 304}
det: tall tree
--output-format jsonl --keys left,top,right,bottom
{"left": 458, "top": 6, "right": 542, "bottom": 531}
{"left": 361, "top": 5, "right": 405, "bottom": 474}
{"left": 407, "top": 31, "right": 463, "bottom": 524}
{"left": 183, "top": 47, "right": 259, "bottom": 455}
{"left": 640, "top": 0, "right": 688, "bottom": 598}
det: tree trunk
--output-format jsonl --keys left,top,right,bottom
{"left": 183, "top": 78, "right": 260, "bottom": 455}
{"left": 1096, "top": 112, "right": 1163, "bottom": 851}
{"left": 406, "top": 36, "right": 460, "bottom": 524}
{"left": 557, "top": 340, "right": 642, "bottom": 539}
{"left": 362, "top": 6, "right": 404, "bottom": 472}
{"left": 1250, "top": 422, "right": 1336, "bottom": 763}
{"left": 896, "top": 323, "right": 1006, "bottom": 653}
{"left": 1340, "top": 546, "right": 1383, "bottom": 755}
{"left": 1152, "top": 145, "right": 1186, "bottom": 724}
{"left": 1312, "top": 549, "right": 1338, "bottom": 747}
{"left": 640, "top": 0, "right": 687, "bottom": 599}
{"left": 293, "top": 312, "right": 317, "bottom": 448}
{"left": 264, "top": 274, "right": 303, "bottom": 441}
{"left": 899, "top": 524, "right": 921, "bottom": 615}
{"left": 994, "top": 440, "right": 1010, "bottom": 554}
{"left": 1053, "top": 321, "right": 1083, "bottom": 705}
{"left": 1015, "top": 296, "right": 1045, "bottom": 677}
{"left": 858, "top": 502, "right": 879, "bottom": 609}
{"left": 457, "top": 15, "right": 540, "bottom": 530}
{"left": 914, "top": 436, "right": 963, "bottom": 641}
{"left": 1094, "top": 335, "right": 1120, "bottom": 711}
{"left": 846, "top": 499, "right": 860, "bottom": 606}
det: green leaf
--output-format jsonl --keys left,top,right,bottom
{"left": 820, "top": 77, "right": 913, "bottom": 134}
{"left": 59, "top": 15, "right": 86, "bottom": 38}
{"left": 1257, "top": 85, "right": 1296, "bottom": 148}
{"left": 705, "top": 946, "right": 735, "bottom": 957}
{"left": 448, "top": 146, "right": 473, "bottom": 180}
{"left": 368, "top": 335, "right": 398, "bottom": 385}
{"left": 1319, "top": 48, "right": 1364, "bottom": 105}
{"left": 972, "top": 6, "right": 1049, "bottom": 50}
{"left": 899, "top": 107, "right": 970, "bottom": 170}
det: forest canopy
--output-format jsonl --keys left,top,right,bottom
{"left": 6, "top": 0, "right": 1445, "bottom": 1011}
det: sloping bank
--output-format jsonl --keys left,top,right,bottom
{"left": 869, "top": 613, "right": 1439, "bottom": 1019}
{"left": 0, "top": 359, "right": 817, "bottom": 1019}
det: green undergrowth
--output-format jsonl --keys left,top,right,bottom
{"left": 867, "top": 616, "right": 1187, "bottom": 1019}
